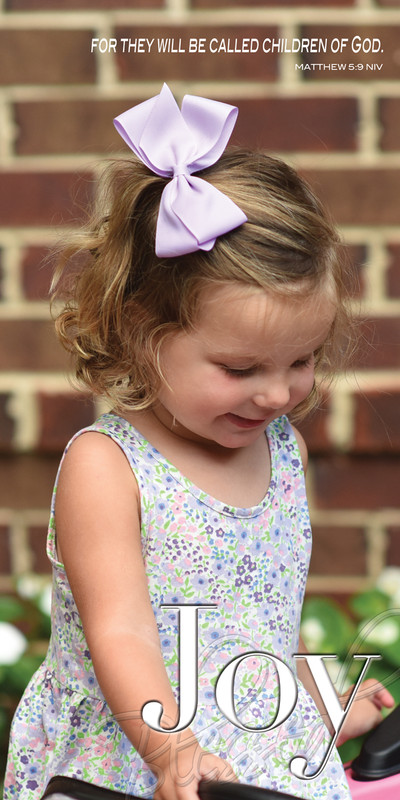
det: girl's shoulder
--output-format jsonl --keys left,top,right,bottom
{"left": 63, "top": 412, "right": 144, "bottom": 462}
{"left": 51, "top": 415, "right": 142, "bottom": 566}
{"left": 53, "top": 413, "right": 145, "bottom": 511}
{"left": 58, "top": 414, "right": 141, "bottom": 494}
{"left": 292, "top": 425, "right": 308, "bottom": 471}
{"left": 268, "top": 415, "right": 308, "bottom": 471}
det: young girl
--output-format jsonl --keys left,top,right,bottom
{"left": 5, "top": 84, "right": 392, "bottom": 800}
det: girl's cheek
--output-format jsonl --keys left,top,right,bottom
{"left": 306, "top": 374, "right": 316, "bottom": 396}
{"left": 296, "top": 370, "right": 314, "bottom": 398}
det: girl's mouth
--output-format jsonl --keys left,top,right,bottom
{"left": 225, "top": 413, "right": 267, "bottom": 429}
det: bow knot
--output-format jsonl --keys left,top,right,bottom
{"left": 172, "top": 163, "right": 191, "bottom": 178}
{"left": 113, "top": 83, "right": 247, "bottom": 258}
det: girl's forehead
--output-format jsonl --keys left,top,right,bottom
{"left": 196, "top": 282, "right": 336, "bottom": 346}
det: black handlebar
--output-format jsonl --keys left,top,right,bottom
{"left": 40, "top": 705, "right": 400, "bottom": 799}
{"left": 199, "top": 780, "right": 299, "bottom": 800}
{"left": 42, "top": 777, "right": 300, "bottom": 800}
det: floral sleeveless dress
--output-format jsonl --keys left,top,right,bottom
{"left": 4, "top": 413, "right": 351, "bottom": 799}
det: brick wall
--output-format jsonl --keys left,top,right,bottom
{"left": 0, "top": 0, "right": 399, "bottom": 599}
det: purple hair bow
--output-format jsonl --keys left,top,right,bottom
{"left": 113, "top": 83, "right": 247, "bottom": 258}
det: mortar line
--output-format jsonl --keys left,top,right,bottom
{"left": 3, "top": 80, "right": 400, "bottom": 105}
{"left": 1, "top": 8, "right": 400, "bottom": 27}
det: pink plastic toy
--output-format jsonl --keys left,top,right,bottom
{"left": 344, "top": 704, "right": 400, "bottom": 798}
{"left": 346, "top": 768, "right": 400, "bottom": 798}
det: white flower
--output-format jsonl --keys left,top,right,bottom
{"left": 0, "top": 621, "right": 27, "bottom": 665}
{"left": 16, "top": 573, "right": 43, "bottom": 599}
{"left": 17, "top": 574, "right": 52, "bottom": 608}
{"left": 361, "top": 618, "right": 399, "bottom": 647}
{"left": 38, "top": 584, "right": 52, "bottom": 617}
{"left": 301, "top": 618, "right": 325, "bottom": 650}
{"left": 376, "top": 567, "right": 400, "bottom": 603}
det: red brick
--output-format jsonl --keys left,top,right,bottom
{"left": 296, "top": 395, "right": 332, "bottom": 454}
{"left": 344, "top": 244, "right": 367, "bottom": 298}
{"left": 38, "top": 393, "right": 95, "bottom": 452}
{"left": 115, "top": 26, "right": 279, "bottom": 82}
{"left": 27, "top": 526, "right": 51, "bottom": 574}
{"left": 302, "top": 169, "right": 400, "bottom": 226}
{"left": 299, "top": 27, "right": 396, "bottom": 81}
{"left": 354, "top": 318, "right": 400, "bottom": 370}
{"left": 0, "top": 455, "right": 60, "bottom": 509}
{"left": 0, "top": 526, "right": 11, "bottom": 575}
{"left": 0, "top": 249, "right": 3, "bottom": 300}
{"left": 386, "top": 244, "right": 400, "bottom": 299}
{"left": 0, "top": 394, "right": 15, "bottom": 451}
{"left": 9, "top": 0, "right": 162, "bottom": 7}
{"left": 387, "top": 527, "right": 400, "bottom": 565}
{"left": 21, "top": 246, "right": 53, "bottom": 301}
{"left": 0, "top": 172, "right": 93, "bottom": 227}
{"left": 312, "top": 454, "right": 400, "bottom": 510}
{"left": 353, "top": 391, "right": 400, "bottom": 453}
{"left": 304, "top": 591, "right": 354, "bottom": 608}
{"left": 309, "top": 525, "right": 366, "bottom": 576}
{"left": 230, "top": 97, "right": 358, "bottom": 152}
{"left": 0, "top": 321, "right": 67, "bottom": 371}
{"left": 0, "top": 30, "right": 96, "bottom": 86}
{"left": 15, "top": 100, "right": 131, "bottom": 156}
{"left": 379, "top": 99, "right": 400, "bottom": 152}
{"left": 14, "top": 96, "right": 358, "bottom": 156}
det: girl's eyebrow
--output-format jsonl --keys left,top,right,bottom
{"left": 209, "top": 350, "right": 262, "bottom": 362}
{"left": 209, "top": 344, "right": 315, "bottom": 359}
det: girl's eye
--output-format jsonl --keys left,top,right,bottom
{"left": 221, "top": 365, "right": 257, "bottom": 377}
{"left": 292, "top": 356, "right": 312, "bottom": 369}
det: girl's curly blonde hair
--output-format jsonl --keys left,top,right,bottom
{"left": 52, "top": 148, "right": 355, "bottom": 420}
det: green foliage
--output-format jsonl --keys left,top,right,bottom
{"left": 0, "top": 575, "right": 51, "bottom": 780}
{"left": 349, "top": 588, "right": 390, "bottom": 620}
{"left": 0, "top": 596, "right": 26, "bottom": 623}
{"left": 1, "top": 569, "right": 400, "bottom": 781}
{"left": 301, "top": 596, "right": 356, "bottom": 655}
{"left": 301, "top": 570, "right": 400, "bottom": 764}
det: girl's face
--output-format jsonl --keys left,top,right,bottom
{"left": 154, "top": 283, "right": 336, "bottom": 450}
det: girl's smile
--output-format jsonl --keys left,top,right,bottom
{"left": 154, "top": 283, "right": 336, "bottom": 450}
{"left": 17, "top": 85, "right": 372, "bottom": 800}
{"left": 224, "top": 412, "right": 269, "bottom": 429}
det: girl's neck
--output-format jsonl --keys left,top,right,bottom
{"left": 113, "top": 407, "right": 271, "bottom": 508}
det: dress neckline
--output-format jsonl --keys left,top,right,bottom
{"left": 99, "top": 412, "right": 282, "bottom": 519}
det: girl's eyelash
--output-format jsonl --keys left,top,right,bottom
{"left": 222, "top": 357, "right": 313, "bottom": 376}
{"left": 221, "top": 365, "right": 257, "bottom": 377}
{"left": 292, "top": 356, "right": 312, "bottom": 369}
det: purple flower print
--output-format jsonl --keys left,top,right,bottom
{"left": 3, "top": 414, "right": 348, "bottom": 800}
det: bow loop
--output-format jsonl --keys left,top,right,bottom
{"left": 180, "top": 93, "right": 239, "bottom": 172}
{"left": 113, "top": 83, "right": 247, "bottom": 257}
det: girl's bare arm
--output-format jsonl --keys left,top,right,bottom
{"left": 55, "top": 432, "right": 235, "bottom": 800}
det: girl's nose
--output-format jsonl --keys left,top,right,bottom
{"left": 253, "top": 376, "right": 290, "bottom": 410}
